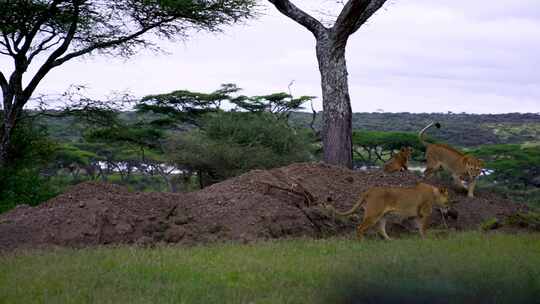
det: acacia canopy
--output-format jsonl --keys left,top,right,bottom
{"left": 0, "top": 0, "right": 256, "bottom": 166}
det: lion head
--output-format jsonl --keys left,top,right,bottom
{"left": 463, "top": 156, "right": 484, "bottom": 179}
{"left": 435, "top": 186, "right": 450, "bottom": 208}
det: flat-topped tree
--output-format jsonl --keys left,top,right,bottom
{"left": 267, "top": 0, "right": 388, "bottom": 168}
{"left": 231, "top": 92, "right": 314, "bottom": 121}
{"left": 136, "top": 83, "right": 242, "bottom": 127}
{"left": 0, "top": 0, "right": 256, "bottom": 167}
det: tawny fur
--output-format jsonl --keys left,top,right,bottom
{"left": 419, "top": 122, "right": 484, "bottom": 198}
{"left": 384, "top": 147, "right": 412, "bottom": 173}
{"left": 324, "top": 183, "right": 450, "bottom": 240}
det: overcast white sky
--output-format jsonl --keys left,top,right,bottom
{"left": 2, "top": 0, "right": 540, "bottom": 113}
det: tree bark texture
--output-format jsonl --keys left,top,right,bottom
{"left": 316, "top": 38, "right": 353, "bottom": 168}
{"left": 0, "top": 92, "right": 25, "bottom": 167}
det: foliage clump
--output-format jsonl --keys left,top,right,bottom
{"left": 352, "top": 130, "right": 426, "bottom": 165}
{"left": 0, "top": 122, "right": 59, "bottom": 213}
{"left": 504, "top": 212, "right": 540, "bottom": 231}
{"left": 471, "top": 144, "right": 540, "bottom": 188}
{"left": 480, "top": 218, "right": 501, "bottom": 231}
{"left": 166, "top": 111, "right": 315, "bottom": 187}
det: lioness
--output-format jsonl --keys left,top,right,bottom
{"left": 419, "top": 122, "right": 484, "bottom": 198}
{"left": 325, "top": 183, "right": 449, "bottom": 240}
{"left": 384, "top": 147, "right": 412, "bottom": 173}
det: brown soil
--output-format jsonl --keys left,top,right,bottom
{"left": 0, "top": 163, "right": 530, "bottom": 251}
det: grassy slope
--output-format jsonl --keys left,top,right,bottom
{"left": 1, "top": 232, "right": 539, "bottom": 304}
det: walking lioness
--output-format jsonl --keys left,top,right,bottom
{"left": 419, "top": 122, "right": 484, "bottom": 198}
{"left": 325, "top": 183, "right": 449, "bottom": 240}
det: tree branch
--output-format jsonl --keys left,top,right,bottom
{"left": 1, "top": 33, "right": 14, "bottom": 56}
{"left": 268, "top": 0, "right": 326, "bottom": 38}
{"left": 0, "top": 71, "right": 7, "bottom": 95}
{"left": 333, "top": 0, "right": 387, "bottom": 44}
{"left": 27, "top": 30, "right": 61, "bottom": 65}
{"left": 18, "top": 0, "right": 64, "bottom": 54}
{"left": 53, "top": 17, "right": 174, "bottom": 67}
{"left": 11, "top": 33, "right": 22, "bottom": 53}
{"left": 14, "top": 33, "right": 24, "bottom": 49}
{"left": 22, "top": 2, "right": 81, "bottom": 100}
{"left": 258, "top": 180, "right": 316, "bottom": 206}
{"left": 352, "top": 147, "right": 367, "bottom": 163}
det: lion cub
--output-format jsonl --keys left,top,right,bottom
{"left": 419, "top": 122, "right": 484, "bottom": 198}
{"left": 383, "top": 147, "right": 412, "bottom": 173}
{"left": 325, "top": 183, "right": 449, "bottom": 240}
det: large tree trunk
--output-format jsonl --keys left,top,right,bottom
{"left": 0, "top": 123, "right": 13, "bottom": 168}
{"left": 267, "top": 0, "right": 388, "bottom": 169}
{"left": 316, "top": 38, "right": 353, "bottom": 168}
{"left": 1, "top": 65, "right": 30, "bottom": 169}
{"left": 0, "top": 93, "right": 21, "bottom": 168}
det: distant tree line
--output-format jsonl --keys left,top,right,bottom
{"left": 290, "top": 112, "right": 540, "bottom": 148}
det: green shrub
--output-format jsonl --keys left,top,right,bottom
{"left": 166, "top": 112, "right": 315, "bottom": 187}
{"left": 0, "top": 122, "right": 60, "bottom": 213}
{"left": 504, "top": 212, "right": 540, "bottom": 231}
{"left": 480, "top": 218, "right": 501, "bottom": 231}
{"left": 352, "top": 130, "right": 429, "bottom": 165}
{"left": 471, "top": 144, "right": 540, "bottom": 188}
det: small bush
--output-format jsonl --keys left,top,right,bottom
{"left": 480, "top": 217, "right": 501, "bottom": 231}
{"left": 0, "top": 122, "right": 59, "bottom": 213}
{"left": 504, "top": 212, "right": 540, "bottom": 231}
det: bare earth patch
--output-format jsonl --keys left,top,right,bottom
{"left": 0, "top": 163, "right": 530, "bottom": 251}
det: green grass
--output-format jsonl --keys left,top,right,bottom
{"left": 1, "top": 232, "right": 539, "bottom": 303}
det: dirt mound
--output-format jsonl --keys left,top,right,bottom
{"left": 0, "top": 163, "right": 529, "bottom": 251}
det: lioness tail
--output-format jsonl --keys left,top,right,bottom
{"left": 418, "top": 122, "right": 441, "bottom": 146}
{"left": 334, "top": 193, "right": 368, "bottom": 216}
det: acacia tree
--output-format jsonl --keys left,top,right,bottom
{"left": 267, "top": 0, "right": 387, "bottom": 168}
{"left": 0, "top": 0, "right": 256, "bottom": 167}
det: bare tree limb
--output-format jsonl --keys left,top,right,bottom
{"left": 11, "top": 33, "right": 21, "bottom": 53}
{"left": 334, "top": 0, "right": 370, "bottom": 32}
{"left": 0, "top": 71, "right": 7, "bottom": 93}
{"left": 1, "top": 33, "right": 14, "bottom": 56}
{"left": 334, "top": 0, "right": 387, "bottom": 43}
{"left": 309, "top": 100, "right": 318, "bottom": 134}
{"left": 13, "top": 33, "right": 24, "bottom": 51}
{"left": 353, "top": 0, "right": 387, "bottom": 31}
{"left": 27, "top": 30, "right": 61, "bottom": 64}
{"left": 258, "top": 180, "right": 316, "bottom": 206}
{"left": 22, "top": 2, "right": 81, "bottom": 101}
{"left": 267, "top": 0, "right": 327, "bottom": 38}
